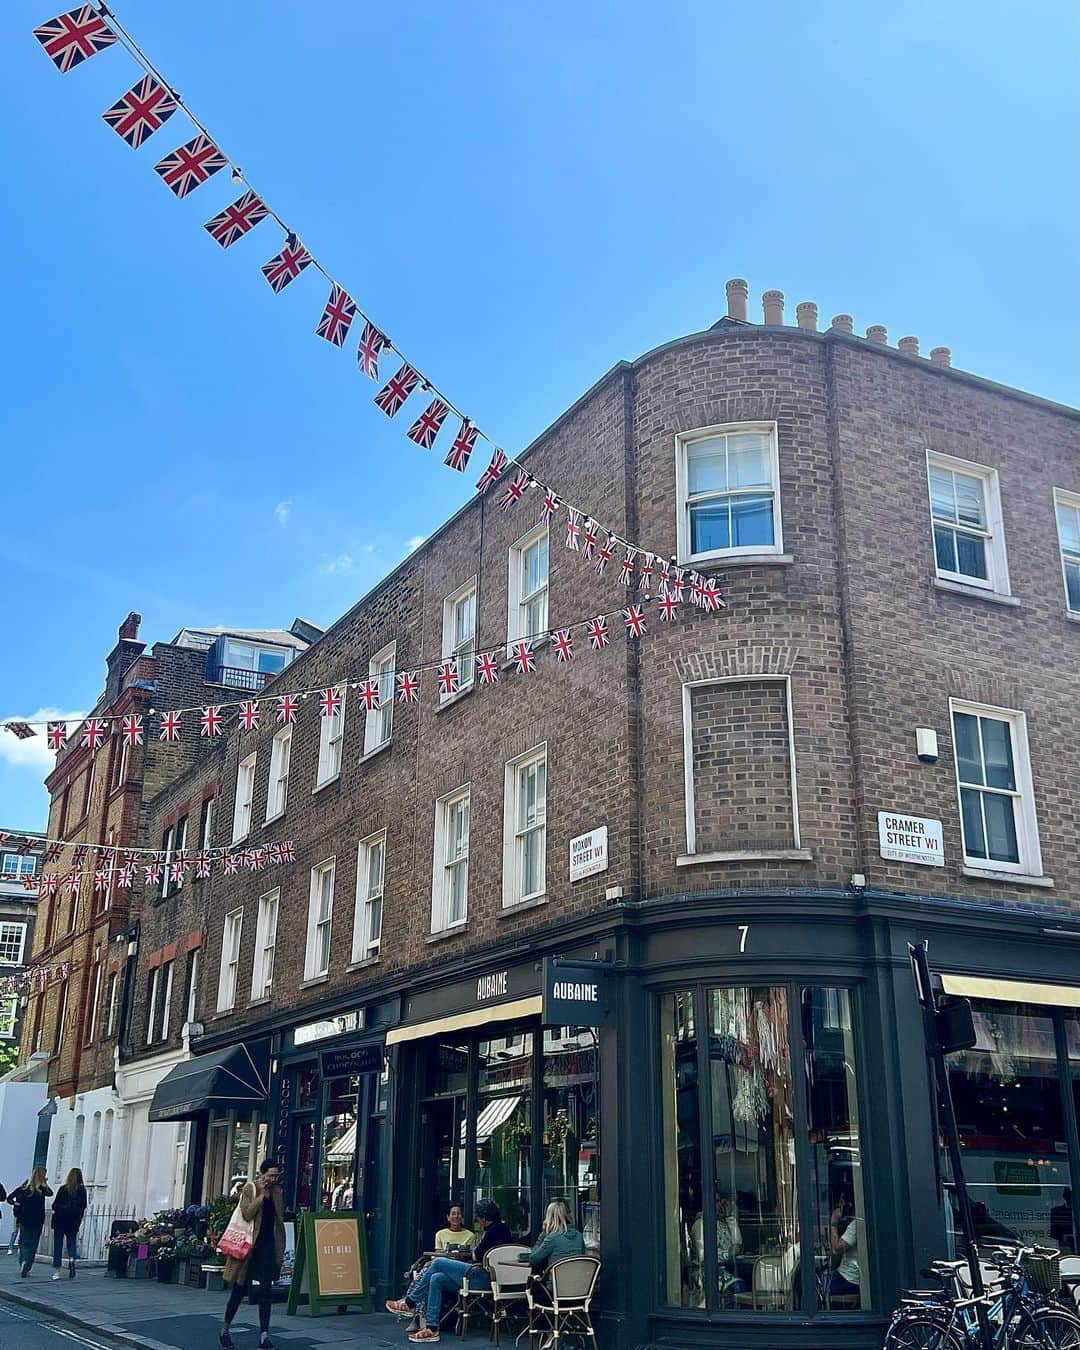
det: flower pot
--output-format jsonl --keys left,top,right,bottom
{"left": 156, "top": 1257, "right": 177, "bottom": 1283}
{"left": 106, "top": 1248, "right": 130, "bottom": 1278}
{"left": 132, "top": 1257, "right": 150, "bottom": 1278}
{"left": 205, "top": 1268, "right": 225, "bottom": 1293}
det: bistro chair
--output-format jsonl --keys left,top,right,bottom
{"left": 731, "top": 1251, "right": 796, "bottom": 1311}
{"left": 486, "top": 1244, "right": 531, "bottom": 1343}
{"left": 454, "top": 1246, "right": 526, "bottom": 1339}
{"left": 526, "top": 1254, "right": 602, "bottom": 1350}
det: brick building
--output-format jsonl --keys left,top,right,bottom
{"left": 140, "top": 285, "right": 1079, "bottom": 1349}
{"left": 0, "top": 829, "right": 43, "bottom": 1058}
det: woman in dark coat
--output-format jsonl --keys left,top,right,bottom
{"left": 10, "top": 1169, "right": 52, "bottom": 1277}
{"left": 51, "top": 1167, "right": 88, "bottom": 1279}
{"left": 220, "top": 1159, "right": 285, "bottom": 1350}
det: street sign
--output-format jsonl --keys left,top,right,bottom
{"left": 878, "top": 811, "right": 944, "bottom": 866}
{"left": 569, "top": 826, "right": 608, "bottom": 882}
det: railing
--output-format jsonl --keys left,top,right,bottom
{"left": 34, "top": 1204, "right": 137, "bottom": 1264}
{"left": 214, "top": 666, "right": 277, "bottom": 692}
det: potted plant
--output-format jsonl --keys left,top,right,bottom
{"left": 155, "top": 1240, "right": 178, "bottom": 1283}
{"left": 176, "top": 1231, "right": 209, "bottom": 1287}
{"left": 106, "top": 1231, "right": 136, "bottom": 1278}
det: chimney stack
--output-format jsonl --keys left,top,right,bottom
{"left": 105, "top": 612, "right": 146, "bottom": 705}
{"left": 118, "top": 611, "right": 141, "bottom": 641}
{"left": 725, "top": 278, "right": 749, "bottom": 322}
{"left": 898, "top": 336, "right": 920, "bottom": 357}
{"left": 762, "top": 290, "right": 785, "bottom": 325}
{"left": 866, "top": 325, "right": 888, "bottom": 345}
{"left": 796, "top": 302, "right": 818, "bottom": 331}
{"left": 930, "top": 347, "right": 952, "bottom": 368}
{"left": 830, "top": 314, "right": 854, "bottom": 334}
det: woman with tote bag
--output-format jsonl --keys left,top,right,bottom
{"left": 219, "top": 1159, "right": 285, "bottom": 1350}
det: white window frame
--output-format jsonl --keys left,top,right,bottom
{"left": 674, "top": 421, "right": 783, "bottom": 566}
{"left": 200, "top": 796, "right": 215, "bottom": 850}
{"left": 0, "top": 921, "right": 27, "bottom": 965}
{"left": 502, "top": 745, "right": 548, "bottom": 908}
{"left": 159, "top": 959, "right": 174, "bottom": 1041}
{"left": 233, "top": 752, "right": 257, "bottom": 842}
{"left": 55, "top": 979, "right": 69, "bottom": 1054}
{"left": 364, "top": 643, "right": 396, "bottom": 754}
{"left": 432, "top": 787, "right": 470, "bottom": 932}
{"left": 1053, "top": 487, "right": 1080, "bottom": 615}
{"left": 0, "top": 994, "right": 17, "bottom": 1040}
{"left": 316, "top": 687, "right": 346, "bottom": 787}
{"left": 680, "top": 675, "right": 802, "bottom": 856}
{"left": 442, "top": 578, "right": 478, "bottom": 697}
{"left": 146, "top": 966, "right": 160, "bottom": 1046}
{"left": 305, "top": 860, "right": 335, "bottom": 980}
{"left": 352, "top": 831, "right": 386, "bottom": 962}
{"left": 926, "top": 450, "right": 1010, "bottom": 595}
{"left": 105, "top": 971, "right": 119, "bottom": 1039}
{"left": 1, "top": 854, "right": 36, "bottom": 879}
{"left": 949, "top": 699, "right": 1043, "bottom": 878}
{"left": 217, "top": 908, "right": 243, "bottom": 1012}
{"left": 251, "top": 888, "right": 279, "bottom": 1000}
{"left": 85, "top": 958, "right": 102, "bottom": 1046}
{"left": 507, "top": 525, "right": 549, "bottom": 648}
{"left": 266, "top": 726, "right": 292, "bottom": 821}
{"left": 185, "top": 949, "right": 200, "bottom": 1025}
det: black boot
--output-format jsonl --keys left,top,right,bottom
{"left": 219, "top": 1329, "right": 235, "bottom": 1349}
{"left": 258, "top": 1335, "right": 276, "bottom": 1349}
{"left": 20, "top": 1259, "right": 30, "bottom": 1277}
{"left": 69, "top": 1258, "right": 76, "bottom": 1279}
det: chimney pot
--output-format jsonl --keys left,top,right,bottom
{"left": 762, "top": 290, "right": 785, "bottom": 325}
{"left": 898, "top": 335, "right": 920, "bottom": 357}
{"left": 118, "top": 612, "right": 142, "bottom": 641}
{"left": 795, "top": 301, "right": 818, "bottom": 332}
{"left": 866, "top": 325, "right": 888, "bottom": 345}
{"left": 930, "top": 346, "right": 952, "bottom": 368}
{"left": 830, "top": 314, "right": 854, "bottom": 334}
{"left": 725, "top": 278, "right": 749, "bottom": 322}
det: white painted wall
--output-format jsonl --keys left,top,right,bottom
{"left": 0, "top": 1080, "right": 46, "bottom": 1192}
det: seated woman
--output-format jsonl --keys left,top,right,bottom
{"left": 714, "top": 1195, "right": 746, "bottom": 1301}
{"left": 827, "top": 1203, "right": 861, "bottom": 1305}
{"left": 526, "top": 1201, "right": 586, "bottom": 1307}
{"left": 434, "top": 1204, "right": 475, "bottom": 1258}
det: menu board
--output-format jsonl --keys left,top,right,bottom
{"left": 286, "top": 1212, "right": 371, "bottom": 1317}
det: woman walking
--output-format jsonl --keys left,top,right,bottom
{"left": 51, "top": 1168, "right": 87, "bottom": 1279}
{"left": 10, "top": 1169, "right": 51, "bottom": 1277}
{"left": 220, "top": 1159, "right": 285, "bottom": 1350}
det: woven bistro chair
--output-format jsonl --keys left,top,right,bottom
{"left": 525, "top": 1254, "right": 602, "bottom": 1350}
{"left": 486, "top": 1244, "right": 531, "bottom": 1344}
{"left": 453, "top": 1245, "right": 528, "bottom": 1339}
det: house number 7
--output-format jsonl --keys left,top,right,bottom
{"left": 738, "top": 924, "right": 750, "bottom": 953}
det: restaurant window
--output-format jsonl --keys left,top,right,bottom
{"left": 542, "top": 1027, "right": 600, "bottom": 1248}
{"left": 476, "top": 1033, "right": 533, "bottom": 1236}
{"left": 321, "top": 1076, "right": 360, "bottom": 1210}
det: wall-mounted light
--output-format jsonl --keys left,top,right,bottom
{"left": 916, "top": 728, "right": 939, "bottom": 763}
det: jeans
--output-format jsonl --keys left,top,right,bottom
{"left": 52, "top": 1230, "right": 77, "bottom": 1268}
{"left": 409, "top": 1257, "right": 491, "bottom": 1328}
{"left": 8, "top": 1227, "right": 17, "bottom": 1248}
{"left": 18, "top": 1225, "right": 41, "bottom": 1268}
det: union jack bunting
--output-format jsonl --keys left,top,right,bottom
{"left": 34, "top": 6, "right": 116, "bottom": 73}
{"left": 656, "top": 560, "right": 671, "bottom": 598}
{"left": 444, "top": 420, "right": 478, "bottom": 472}
{"left": 319, "top": 687, "right": 343, "bottom": 719}
{"left": 195, "top": 851, "right": 212, "bottom": 880}
{"left": 267, "top": 843, "right": 284, "bottom": 866}
{"left": 40, "top": 873, "right": 58, "bottom": 896}
{"left": 373, "top": 363, "right": 420, "bottom": 417}
{"left": 511, "top": 641, "right": 536, "bottom": 674}
{"left": 407, "top": 397, "right": 450, "bottom": 450}
{"left": 222, "top": 853, "right": 239, "bottom": 876}
{"left": 623, "top": 605, "right": 647, "bottom": 637}
{"left": 437, "top": 660, "right": 459, "bottom": 697}
{"left": 586, "top": 615, "right": 609, "bottom": 650}
{"left": 200, "top": 706, "right": 225, "bottom": 738}
{"left": 143, "top": 861, "right": 163, "bottom": 886}
{"left": 657, "top": 593, "right": 679, "bottom": 623}
{"left": 237, "top": 700, "right": 261, "bottom": 731}
{"left": 22, "top": 874, "right": 37, "bottom": 892}
{"left": 94, "top": 868, "right": 110, "bottom": 893}
{"left": 241, "top": 848, "right": 257, "bottom": 870}
{"left": 356, "top": 679, "right": 380, "bottom": 711}
{"left": 153, "top": 134, "right": 227, "bottom": 199}
{"left": 552, "top": 628, "right": 574, "bottom": 663}
{"left": 16, "top": 837, "right": 33, "bottom": 855}
{"left": 261, "top": 238, "right": 313, "bottom": 292}
{"left": 204, "top": 190, "right": 268, "bottom": 248}
{"left": 565, "top": 508, "right": 582, "bottom": 551}
{"left": 252, "top": 846, "right": 269, "bottom": 871}
{"left": 65, "top": 871, "right": 80, "bottom": 894}
{"left": 593, "top": 534, "right": 615, "bottom": 575}
{"left": 703, "top": 580, "right": 724, "bottom": 611}
{"left": 356, "top": 321, "right": 387, "bottom": 380}
{"left": 121, "top": 713, "right": 144, "bottom": 747}
{"left": 581, "top": 519, "right": 599, "bottom": 561}
{"left": 619, "top": 547, "right": 637, "bottom": 586}
{"left": 174, "top": 848, "right": 189, "bottom": 870}
{"left": 316, "top": 284, "right": 357, "bottom": 347}
{"left": 637, "top": 552, "right": 655, "bottom": 595}
{"left": 278, "top": 840, "right": 296, "bottom": 864}
{"left": 474, "top": 651, "right": 500, "bottom": 686}
{"left": 689, "top": 573, "right": 705, "bottom": 608}
{"left": 671, "top": 566, "right": 687, "bottom": 601}
{"left": 44, "top": 842, "right": 64, "bottom": 864}
{"left": 117, "top": 863, "right": 136, "bottom": 889}
{"left": 540, "top": 489, "right": 559, "bottom": 524}
{"left": 395, "top": 670, "right": 420, "bottom": 704}
{"left": 102, "top": 75, "right": 178, "bottom": 149}
{"left": 72, "top": 846, "right": 88, "bottom": 868}
{"left": 158, "top": 711, "right": 181, "bottom": 742}
{"left": 3, "top": 722, "right": 35, "bottom": 740}
{"left": 81, "top": 717, "right": 107, "bottom": 750}
{"left": 169, "top": 860, "right": 186, "bottom": 885}
{"left": 275, "top": 695, "right": 300, "bottom": 725}
{"left": 475, "top": 448, "right": 508, "bottom": 494}
{"left": 499, "top": 470, "right": 530, "bottom": 512}
{"left": 47, "top": 721, "right": 68, "bottom": 751}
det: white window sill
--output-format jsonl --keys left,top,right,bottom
{"left": 426, "top": 923, "right": 468, "bottom": 945}
{"left": 359, "top": 740, "right": 392, "bottom": 766}
{"left": 1066, "top": 611, "right": 1080, "bottom": 624}
{"left": 687, "top": 553, "right": 793, "bottom": 571}
{"left": 933, "top": 577, "right": 1020, "bottom": 607}
{"left": 313, "top": 772, "right": 340, "bottom": 795}
{"left": 211, "top": 1008, "right": 235, "bottom": 1021}
{"left": 677, "top": 848, "right": 814, "bottom": 866}
{"left": 247, "top": 995, "right": 271, "bottom": 1008}
{"left": 498, "top": 894, "right": 548, "bottom": 919}
{"left": 437, "top": 684, "right": 476, "bottom": 713}
{"left": 299, "top": 972, "right": 330, "bottom": 989}
{"left": 264, "top": 810, "right": 285, "bottom": 826}
{"left": 346, "top": 954, "right": 380, "bottom": 972}
{"left": 961, "top": 865, "right": 1054, "bottom": 889}
{"left": 231, "top": 835, "right": 248, "bottom": 847}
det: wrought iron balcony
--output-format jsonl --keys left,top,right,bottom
{"left": 214, "top": 666, "right": 277, "bottom": 691}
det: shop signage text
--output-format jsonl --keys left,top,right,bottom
{"left": 878, "top": 811, "right": 945, "bottom": 867}
{"left": 543, "top": 958, "right": 608, "bottom": 1026}
{"left": 569, "top": 826, "right": 609, "bottom": 882}
{"left": 476, "top": 971, "right": 509, "bottom": 1003}
{"left": 320, "top": 1044, "right": 384, "bottom": 1079}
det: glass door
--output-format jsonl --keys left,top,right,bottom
{"left": 321, "top": 1075, "right": 360, "bottom": 1210}
{"left": 292, "top": 1116, "right": 317, "bottom": 1212}
{"left": 475, "top": 1033, "right": 534, "bottom": 1237}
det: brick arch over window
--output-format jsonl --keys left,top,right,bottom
{"left": 673, "top": 643, "right": 800, "bottom": 685}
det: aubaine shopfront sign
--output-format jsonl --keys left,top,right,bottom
{"left": 543, "top": 958, "right": 608, "bottom": 1027}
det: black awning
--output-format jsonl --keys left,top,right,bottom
{"left": 148, "top": 1041, "right": 270, "bottom": 1123}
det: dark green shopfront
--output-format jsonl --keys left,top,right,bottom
{"left": 174, "top": 890, "right": 1080, "bottom": 1350}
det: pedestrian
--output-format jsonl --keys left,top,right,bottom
{"left": 51, "top": 1167, "right": 88, "bottom": 1280}
{"left": 9, "top": 1169, "right": 52, "bottom": 1277}
{"left": 220, "top": 1159, "right": 285, "bottom": 1350}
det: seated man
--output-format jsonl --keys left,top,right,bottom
{"left": 387, "top": 1202, "right": 512, "bottom": 1343}
{"left": 827, "top": 1204, "right": 861, "bottom": 1305}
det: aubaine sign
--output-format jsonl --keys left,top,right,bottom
{"left": 543, "top": 958, "right": 608, "bottom": 1026}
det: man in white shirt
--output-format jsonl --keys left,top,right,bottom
{"left": 828, "top": 1202, "right": 860, "bottom": 1304}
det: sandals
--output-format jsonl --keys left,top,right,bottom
{"left": 408, "top": 1330, "right": 440, "bottom": 1343}
{"left": 385, "top": 1298, "right": 413, "bottom": 1315}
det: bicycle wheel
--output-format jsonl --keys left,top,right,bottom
{"left": 1014, "top": 1306, "right": 1080, "bottom": 1349}
{"left": 884, "top": 1311, "right": 967, "bottom": 1349}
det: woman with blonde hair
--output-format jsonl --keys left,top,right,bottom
{"left": 10, "top": 1168, "right": 52, "bottom": 1278}
{"left": 527, "top": 1200, "right": 586, "bottom": 1303}
{"left": 51, "top": 1167, "right": 87, "bottom": 1280}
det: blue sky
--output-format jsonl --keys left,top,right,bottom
{"left": 1, "top": 0, "right": 1076, "bottom": 830}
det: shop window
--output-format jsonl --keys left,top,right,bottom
{"left": 475, "top": 1033, "right": 534, "bottom": 1236}
{"left": 675, "top": 423, "right": 783, "bottom": 565}
{"left": 322, "top": 1076, "right": 360, "bottom": 1210}
{"left": 950, "top": 702, "right": 1042, "bottom": 876}
{"left": 542, "top": 1027, "right": 600, "bottom": 1248}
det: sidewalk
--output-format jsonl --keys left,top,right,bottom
{"left": 0, "top": 1255, "right": 405, "bottom": 1350}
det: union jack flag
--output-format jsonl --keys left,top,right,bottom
{"left": 395, "top": 670, "right": 420, "bottom": 703}
{"left": 47, "top": 721, "right": 68, "bottom": 750}
{"left": 158, "top": 711, "right": 181, "bottom": 742}
{"left": 22, "top": 873, "right": 37, "bottom": 892}
{"left": 241, "top": 848, "right": 257, "bottom": 870}
{"left": 278, "top": 840, "right": 296, "bottom": 864}
{"left": 3, "top": 721, "right": 35, "bottom": 740}
{"left": 44, "top": 842, "right": 64, "bottom": 864}
{"left": 81, "top": 717, "right": 107, "bottom": 750}
{"left": 94, "top": 867, "right": 110, "bottom": 893}
{"left": 407, "top": 397, "right": 450, "bottom": 450}
{"left": 102, "top": 75, "right": 178, "bottom": 149}
{"left": 261, "top": 238, "right": 313, "bottom": 292}
{"left": 275, "top": 695, "right": 300, "bottom": 725}
{"left": 168, "top": 859, "right": 186, "bottom": 886}
{"left": 121, "top": 713, "right": 144, "bottom": 747}
{"left": 174, "top": 848, "right": 189, "bottom": 871}
{"left": 565, "top": 509, "right": 582, "bottom": 551}
{"left": 637, "top": 552, "right": 654, "bottom": 595}
{"left": 586, "top": 616, "right": 609, "bottom": 650}
{"left": 16, "top": 837, "right": 34, "bottom": 855}
{"left": 476, "top": 448, "right": 508, "bottom": 494}
{"left": 316, "top": 284, "right": 357, "bottom": 347}
{"left": 671, "top": 566, "right": 687, "bottom": 601}
{"left": 72, "top": 845, "right": 88, "bottom": 868}
{"left": 237, "top": 700, "right": 261, "bottom": 731}
{"left": 222, "top": 852, "right": 239, "bottom": 876}
{"left": 41, "top": 873, "right": 58, "bottom": 896}
{"left": 204, "top": 190, "right": 268, "bottom": 248}
{"left": 540, "top": 489, "right": 558, "bottom": 524}
{"left": 65, "top": 872, "right": 80, "bottom": 895}
{"left": 319, "top": 687, "right": 343, "bottom": 719}
{"left": 581, "top": 519, "right": 599, "bottom": 560}
{"left": 511, "top": 641, "right": 536, "bottom": 674}
{"left": 689, "top": 573, "right": 705, "bottom": 608}
{"left": 437, "top": 660, "right": 459, "bottom": 697}
{"left": 253, "top": 847, "right": 269, "bottom": 871}
{"left": 153, "top": 134, "right": 227, "bottom": 198}
{"left": 34, "top": 6, "right": 116, "bottom": 73}
{"left": 703, "top": 580, "right": 724, "bottom": 611}
{"left": 200, "top": 706, "right": 225, "bottom": 738}
{"left": 552, "top": 628, "right": 574, "bottom": 663}
{"left": 619, "top": 547, "right": 637, "bottom": 586}
{"left": 117, "top": 863, "right": 136, "bottom": 889}
{"left": 474, "top": 651, "right": 500, "bottom": 685}
{"left": 373, "top": 363, "right": 420, "bottom": 417}
{"left": 356, "top": 679, "right": 380, "bottom": 711}
{"left": 444, "top": 420, "right": 478, "bottom": 472}
{"left": 657, "top": 593, "right": 679, "bottom": 623}
{"left": 622, "top": 605, "right": 647, "bottom": 637}
{"left": 356, "top": 321, "right": 387, "bottom": 380}
{"left": 143, "top": 861, "right": 163, "bottom": 886}
{"left": 499, "top": 470, "right": 530, "bottom": 512}
{"left": 656, "top": 560, "right": 671, "bottom": 598}
{"left": 594, "top": 534, "right": 615, "bottom": 575}
{"left": 195, "top": 851, "right": 212, "bottom": 880}
{"left": 267, "top": 843, "right": 284, "bottom": 866}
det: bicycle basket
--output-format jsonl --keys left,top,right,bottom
{"left": 1021, "top": 1247, "right": 1061, "bottom": 1293}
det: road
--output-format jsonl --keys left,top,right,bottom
{"left": 0, "top": 1299, "right": 132, "bottom": 1350}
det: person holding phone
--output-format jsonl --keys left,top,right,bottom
{"left": 827, "top": 1199, "right": 860, "bottom": 1304}
{"left": 220, "top": 1159, "right": 285, "bottom": 1350}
